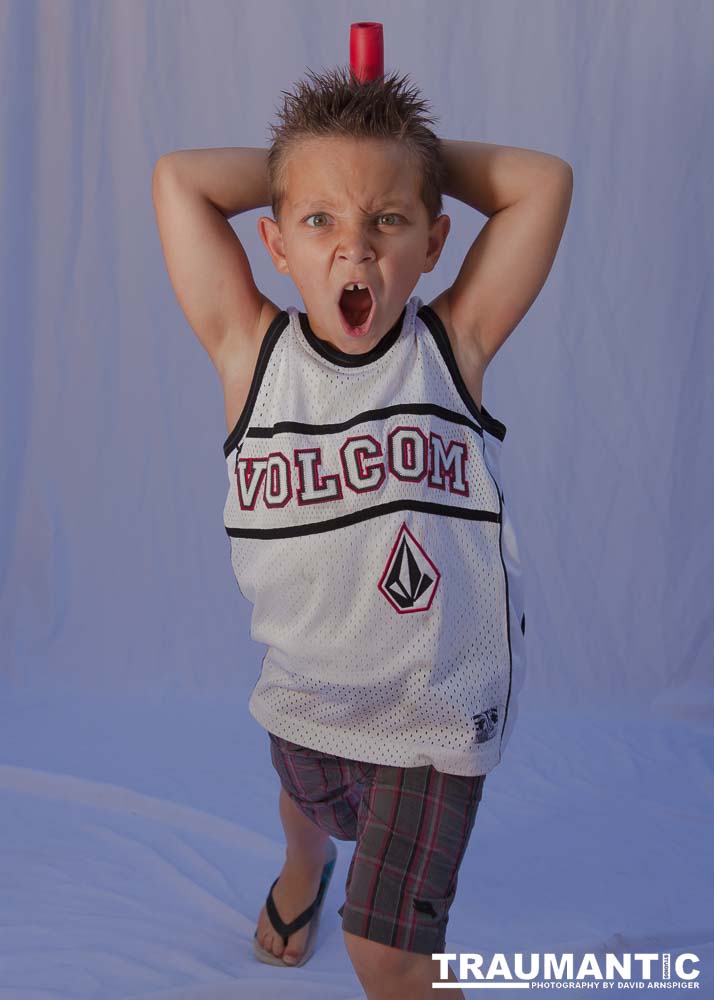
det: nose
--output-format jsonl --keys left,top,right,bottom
{"left": 337, "top": 228, "right": 376, "bottom": 264}
{"left": 338, "top": 245, "right": 376, "bottom": 266}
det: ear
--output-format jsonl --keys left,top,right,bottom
{"left": 257, "top": 216, "right": 290, "bottom": 275}
{"left": 423, "top": 213, "right": 451, "bottom": 274}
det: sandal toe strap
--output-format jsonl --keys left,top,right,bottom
{"left": 265, "top": 867, "right": 332, "bottom": 946}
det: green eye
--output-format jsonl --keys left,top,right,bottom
{"left": 304, "top": 212, "right": 402, "bottom": 228}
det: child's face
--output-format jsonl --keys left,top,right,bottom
{"left": 258, "top": 136, "right": 450, "bottom": 354}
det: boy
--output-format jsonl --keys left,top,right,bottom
{"left": 152, "top": 66, "right": 572, "bottom": 999}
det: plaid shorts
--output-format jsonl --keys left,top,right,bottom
{"left": 268, "top": 731, "right": 487, "bottom": 955}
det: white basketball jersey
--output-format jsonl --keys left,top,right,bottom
{"left": 222, "top": 295, "right": 527, "bottom": 776}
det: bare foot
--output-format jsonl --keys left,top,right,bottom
{"left": 255, "top": 839, "right": 334, "bottom": 964}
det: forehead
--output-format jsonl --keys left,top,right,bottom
{"left": 286, "top": 137, "right": 421, "bottom": 209}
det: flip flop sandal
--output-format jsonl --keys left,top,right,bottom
{"left": 253, "top": 839, "right": 338, "bottom": 968}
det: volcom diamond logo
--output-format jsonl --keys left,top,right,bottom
{"left": 378, "top": 521, "right": 440, "bottom": 613}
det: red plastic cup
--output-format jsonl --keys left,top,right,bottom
{"left": 349, "top": 22, "right": 384, "bottom": 83}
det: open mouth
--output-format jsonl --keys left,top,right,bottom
{"left": 338, "top": 284, "right": 375, "bottom": 336}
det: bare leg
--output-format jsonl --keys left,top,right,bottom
{"left": 344, "top": 930, "right": 464, "bottom": 998}
{"left": 255, "top": 786, "right": 333, "bottom": 964}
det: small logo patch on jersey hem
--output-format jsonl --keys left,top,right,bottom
{"left": 472, "top": 706, "right": 499, "bottom": 743}
{"left": 378, "top": 521, "right": 440, "bottom": 613}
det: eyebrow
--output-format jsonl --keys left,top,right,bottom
{"left": 293, "top": 198, "right": 413, "bottom": 212}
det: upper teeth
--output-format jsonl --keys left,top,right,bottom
{"left": 345, "top": 283, "right": 367, "bottom": 291}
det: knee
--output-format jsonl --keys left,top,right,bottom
{"left": 343, "top": 928, "right": 418, "bottom": 983}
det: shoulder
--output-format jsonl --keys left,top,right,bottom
{"left": 219, "top": 294, "right": 285, "bottom": 380}
{"left": 424, "top": 288, "right": 490, "bottom": 380}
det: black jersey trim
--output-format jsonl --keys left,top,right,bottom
{"left": 244, "top": 402, "right": 484, "bottom": 440}
{"left": 417, "top": 305, "right": 507, "bottom": 442}
{"left": 224, "top": 498, "right": 500, "bottom": 539}
{"left": 223, "top": 310, "right": 291, "bottom": 458}
{"left": 477, "top": 434, "right": 514, "bottom": 751}
{"left": 298, "top": 305, "right": 406, "bottom": 368}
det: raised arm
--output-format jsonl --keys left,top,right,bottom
{"left": 438, "top": 139, "right": 573, "bottom": 367}
{"left": 151, "top": 147, "right": 274, "bottom": 377}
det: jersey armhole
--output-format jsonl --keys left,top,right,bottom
{"left": 223, "top": 310, "right": 290, "bottom": 458}
{"left": 417, "top": 304, "right": 507, "bottom": 442}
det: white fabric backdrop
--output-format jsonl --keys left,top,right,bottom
{"left": 1, "top": 1, "right": 712, "bottom": 996}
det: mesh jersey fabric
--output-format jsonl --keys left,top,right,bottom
{"left": 222, "top": 294, "right": 527, "bottom": 776}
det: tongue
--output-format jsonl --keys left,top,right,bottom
{"left": 340, "top": 288, "right": 372, "bottom": 327}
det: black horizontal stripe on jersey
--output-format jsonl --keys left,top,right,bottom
{"left": 243, "top": 402, "right": 485, "bottom": 441}
{"left": 224, "top": 498, "right": 500, "bottom": 539}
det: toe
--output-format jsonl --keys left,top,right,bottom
{"left": 256, "top": 908, "right": 273, "bottom": 952}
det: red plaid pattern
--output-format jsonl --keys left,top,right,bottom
{"left": 268, "top": 732, "right": 486, "bottom": 955}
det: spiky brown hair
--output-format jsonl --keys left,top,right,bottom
{"left": 265, "top": 65, "right": 446, "bottom": 228}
